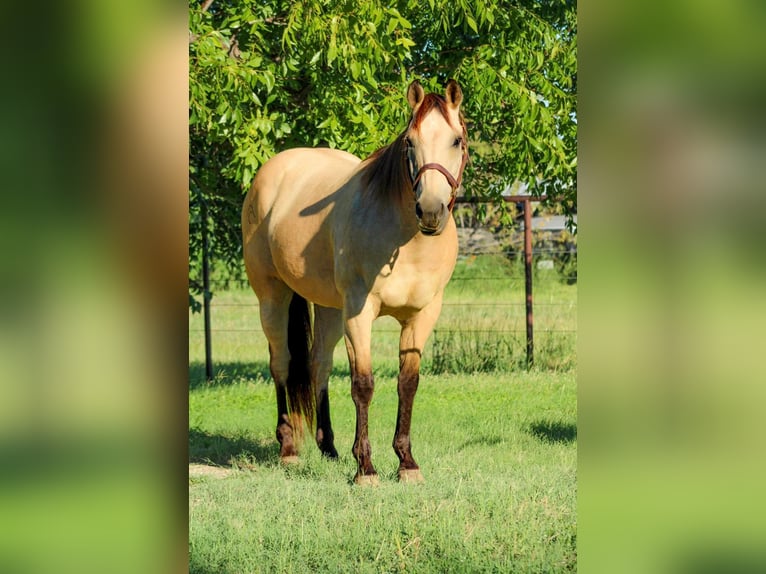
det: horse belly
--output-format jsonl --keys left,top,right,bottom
{"left": 276, "top": 267, "right": 343, "bottom": 309}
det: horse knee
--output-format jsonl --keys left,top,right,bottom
{"left": 351, "top": 373, "right": 374, "bottom": 405}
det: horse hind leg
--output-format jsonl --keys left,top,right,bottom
{"left": 311, "top": 306, "right": 343, "bottom": 458}
{"left": 258, "top": 283, "right": 314, "bottom": 463}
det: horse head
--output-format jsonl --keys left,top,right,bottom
{"left": 404, "top": 80, "right": 468, "bottom": 236}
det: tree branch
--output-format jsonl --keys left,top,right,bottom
{"left": 200, "top": 0, "right": 214, "bottom": 12}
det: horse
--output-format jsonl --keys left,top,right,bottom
{"left": 241, "top": 80, "right": 468, "bottom": 485}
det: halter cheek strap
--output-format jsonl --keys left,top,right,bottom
{"left": 412, "top": 152, "right": 468, "bottom": 213}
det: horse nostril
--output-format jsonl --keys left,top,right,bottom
{"left": 415, "top": 203, "right": 424, "bottom": 219}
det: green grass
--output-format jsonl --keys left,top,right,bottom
{"left": 189, "top": 254, "right": 576, "bottom": 572}
{"left": 437, "top": 254, "right": 576, "bottom": 372}
{"left": 190, "top": 371, "right": 576, "bottom": 573}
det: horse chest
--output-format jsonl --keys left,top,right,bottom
{"left": 374, "top": 259, "right": 448, "bottom": 314}
{"left": 364, "top": 227, "right": 457, "bottom": 315}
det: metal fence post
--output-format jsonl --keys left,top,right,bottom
{"left": 523, "top": 198, "right": 534, "bottom": 369}
{"left": 201, "top": 197, "right": 213, "bottom": 381}
{"left": 455, "top": 195, "right": 552, "bottom": 370}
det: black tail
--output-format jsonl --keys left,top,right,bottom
{"left": 286, "top": 294, "right": 314, "bottom": 435}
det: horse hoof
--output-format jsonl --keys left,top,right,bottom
{"left": 398, "top": 469, "right": 424, "bottom": 484}
{"left": 354, "top": 474, "right": 380, "bottom": 487}
{"left": 280, "top": 455, "right": 299, "bottom": 465}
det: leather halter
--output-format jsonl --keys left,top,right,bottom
{"left": 406, "top": 125, "right": 469, "bottom": 213}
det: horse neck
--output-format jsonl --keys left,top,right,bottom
{"left": 359, "top": 135, "right": 419, "bottom": 231}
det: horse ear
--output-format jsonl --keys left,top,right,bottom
{"left": 407, "top": 80, "right": 425, "bottom": 110}
{"left": 445, "top": 80, "right": 463, "bottom": 109}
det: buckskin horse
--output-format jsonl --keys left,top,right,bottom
{"left": 242, "top": 80, "right": 468, "bottom": 484}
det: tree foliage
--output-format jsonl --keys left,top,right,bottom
{"left": 189, "top": 0, "right": 576, "bottom": 308}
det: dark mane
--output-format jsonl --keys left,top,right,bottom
{"left": 361, "top": 93, "right": 465, "bottom": 201}
{"left": 361, "top": 130, "right": 410, "bottom": 201}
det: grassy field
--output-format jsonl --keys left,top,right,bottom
{"left": 189, "top": 255, "right": 576, "bottom": 572}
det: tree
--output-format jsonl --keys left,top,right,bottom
{"left": 189, "top": 0, "right": 576, "bottom": 309}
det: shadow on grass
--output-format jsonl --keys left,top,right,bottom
{"left": 528, "top": 421, "right": 577, "bottom": 444}
{"left": 189, "top": 361, "right": 356, "bottom": 390}
{"left": 189, "top": 361, "right": 271, "bottom": 390}
{"left": 189, "top": 427, "right": 278, "bottom": 467}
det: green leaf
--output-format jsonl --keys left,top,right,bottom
{"left": 466, "top": 14, "right": 478, "bottom": 33}
{"left": 350, "top": 60, "right": 361, "bottom": 79}
{"left": 364, "top": 64, "right": 378, "bottom": 88}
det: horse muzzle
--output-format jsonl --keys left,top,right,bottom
{"left": 415, "top": 200, "right": 448, "bottom": 235}
{"left": 411, "top": 162, "right": 462, "bottom": 236}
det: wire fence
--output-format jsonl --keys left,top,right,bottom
{"left": 190, "top": 220, "right": 577, "bottom": 377}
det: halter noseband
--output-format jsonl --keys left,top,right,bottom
{"left": 406, "top": 125, "right": 469, "bottom": 213}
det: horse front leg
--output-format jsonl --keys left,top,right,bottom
{"left": 394, "top": 345, "right": 421, "bottom": 483}
{"left": 394, "top": 295, "right": 443, "bottom": 483}
{"left": 344, "top": 298, "right": 379, "bottom": 485}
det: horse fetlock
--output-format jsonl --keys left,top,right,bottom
{"left": 276, "top": 422, "right": 298, "bottom": 457}
{"left": 316, "top": 428, "right": 338, "bottom": 458}
{"left": 352, "top": 437, "right": 372, "bottom": 460}
{"left": 276, "top": 420, "right": 293, "bottom": 439}
{"left": 393, "top": 434, "right": 411, "bottom": 453}
{"left": 352, "top": 440, "right": 376, "bottom": 477}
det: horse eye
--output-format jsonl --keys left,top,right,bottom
{"left": 453, "top": 137, "right": 463, "bottom": 148}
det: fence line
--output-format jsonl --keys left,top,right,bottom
{"left": 202, "top": 267, "right": 571, "bottom": 288}
{"left": 194, "top": 196, "right": 576, "bottom": 378}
